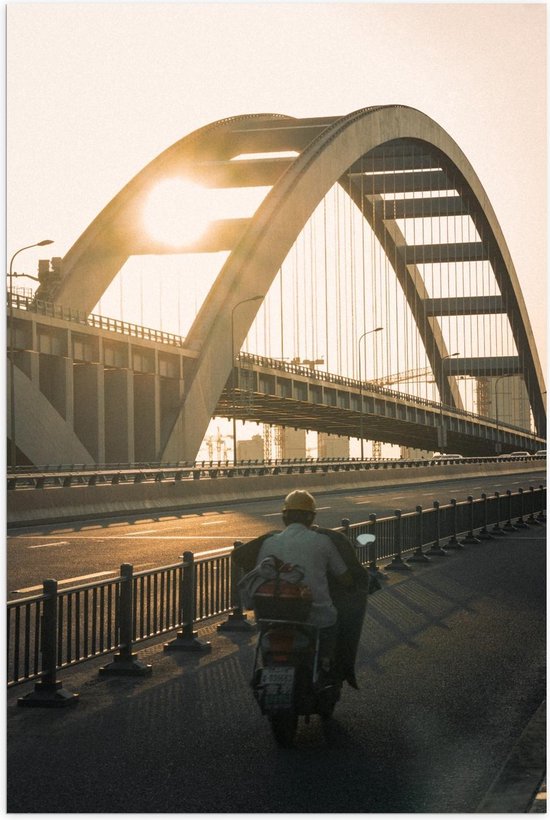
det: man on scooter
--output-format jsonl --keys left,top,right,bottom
{"left": 234, "top": 490, "right": 369, "bottom": 688}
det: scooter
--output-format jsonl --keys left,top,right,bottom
{"left": 250, "top": 532, "right": 375, "bottom": 747}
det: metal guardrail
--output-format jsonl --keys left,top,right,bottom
{"left": 6, "top": 454, "right": 546, "bottom": 490}
{"left": 8, "top": 292, "right": 188, "bottom": 349}
{"left": 238, "top": 352, "right": 539, "bottom": 435}
{"left": 8, "top": 485, "right": 546, "bottom": 702}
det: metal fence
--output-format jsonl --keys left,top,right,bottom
{"left": 7, "top": 453, "right": 546, "bottom": 490}
{"left": 8, "top": 485, "right": 545, "bottom": 703}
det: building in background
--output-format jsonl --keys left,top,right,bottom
{"left": 237, "top": 434, "right": 264, "bottom": 461}
{"left": 477, "top": 376, "right": 531, "bottom": 429}
{"left": 318, "top": 433, "right": 349, "bottom": 458}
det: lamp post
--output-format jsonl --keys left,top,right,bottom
{"left": 438, "top": 352, "right": 459, "bottom": 450}
{"left": 230, "top": 295, "right": 262, "bottom": 466}
{"left": 357, "top": 327, "right": 383, "bottom": 460}
{"left": 8, "top": 240, "right": 54, "bottom": 469}
{"left": 493, "top": 374, "right": 510, "bottom": 454}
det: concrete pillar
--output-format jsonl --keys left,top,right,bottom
{"left": 105, "top": 369, "right": 135, "bottom": 464}
{"left": 73, "top": 363, "right": 105, "bottom": 464}
{"left": 39, "top": 355, "right": 74, "bottom": 426}
{"left": 14, "top": 349, "right": 39, "bottom": 385}
{"left": 134, "top": 373, "right": 160, "bottom": 462}
{"left": 160, "top": 376, "right": 184, "bottom": 449}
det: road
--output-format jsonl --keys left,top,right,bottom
{"left": 8, "top": 468, "right": 545, "bottom": 597}
{"left": 7, "top": 526, "right": 546, "bottom": 813}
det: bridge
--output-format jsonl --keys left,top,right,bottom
{"left": 8, "top": 106, "right": 546, "bottom": 466}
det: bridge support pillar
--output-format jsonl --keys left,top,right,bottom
{"left": 134, "top": 373, "right": 161, "bottom": 462}
{"left": 105, "top": 369, "right": 135, "bottom": 463}
{"left": 73, "top": 363, "right": 105, "bottom": 463}
{"left": 39, "top": 354, "right": 74, "bottom": 427}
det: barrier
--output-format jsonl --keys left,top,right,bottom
{"left": 8, "top": 459, "right": 547, "bottom": 529}
{"left": 7, "top": 485, "right": 546, "bottom": 705}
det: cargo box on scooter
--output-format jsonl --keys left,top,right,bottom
{"left": 253, "top": 579, "right": 312, "bottom": 622}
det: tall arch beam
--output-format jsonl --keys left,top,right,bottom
{"left": 45, "top": 106, "right": 545, "bottom": 460}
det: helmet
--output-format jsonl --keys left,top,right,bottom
{"left": 282, "top": 490, "right": 316, "bottom": 513}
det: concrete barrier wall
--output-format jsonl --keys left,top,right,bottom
{"left": 7, "top": 461, "right": 546, "bottom": 527}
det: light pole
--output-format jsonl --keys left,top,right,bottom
{"left": 8, "top": 240, "right": 54, "bottom": 469}
{"left": 438, "top": 352, "right": 459, "bottom": 450}
{"left": 493, "top": 374, "right": 509, "bottom": 454}
{"left": 230, "top": 295, "right": 262, "bottom": 466}
{"left": 357, "top": 327, "right": 383, "bottom": 460}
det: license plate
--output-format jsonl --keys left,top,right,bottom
{"left": 260, "top": 666, "right": 295, "bottom": 710}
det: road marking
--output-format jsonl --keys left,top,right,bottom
{"left": 126, "top": 529, "right": 158, "bottom": 536}
{"left": 316, "top": 506, "right": 331, "bottom": 511}
{"left": 27, "top": 541, "right": 69, "bottom": 550}
{"left": 200, "top": 519, "right": 224, "bottom": 526}
{"left": 13, "top": 570, "right": 116, "bottom": 594}
{"left": 392, "top": 496, "right": 405, "bottom": 500}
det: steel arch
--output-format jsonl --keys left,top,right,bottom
{"left": 45, "top": 106, "right": 546, "bottom": 461}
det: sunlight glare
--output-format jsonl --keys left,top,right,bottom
{"left": 143, "top": 178, "right": 213, "bottom": 246}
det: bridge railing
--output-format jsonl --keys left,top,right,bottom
{"left": 6, "top": 454, "right": 546, "bottom": 489}
{"left": 8, "top": 292, "right": 536, "bottom": 437}
{"left": 7, "top": 486, "right": 545, "bottom": 695}
{"left": 8, "top": 292, "right": 187, "bottom": 349}
{"left": 238, "top": 352, "right": 534, "bottom": 434}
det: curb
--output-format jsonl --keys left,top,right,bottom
{"left": 477, "top": 700, "right": 546, "bottom": 813}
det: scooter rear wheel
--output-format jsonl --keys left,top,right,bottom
{"left": 269, "top": 711, "right": 298, "bottom": 747}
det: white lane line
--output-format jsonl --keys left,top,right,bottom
{"left": 13, "top": 570, "right": 116, "bottom": 594}
{"left": 200, "top": 519, "right": 224, "bottom": 526}
{"left": 263, "top": 512, "right": 281, "bottom": 517}
{"left": 392, "top": 496, "right": 405, "bottom": 500}
{"left": 27, "top": 541, "right": 69, "bottom": 550}
{"left": 126, "top": 529, "right": 158, "bottom": 536}
{"left": 316, "top": 506, "right": 331, "bottom": 511}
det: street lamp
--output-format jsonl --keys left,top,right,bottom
{"left": 357, "top": 327, "right": 383, "bottom": 460}
{"left": 493, "top": 374, "right": 510, "bottom": 454}
{"left": 8, "top": 240, "right": 54, "bottom": 469}
{"left": 230, "top": 295, "right": 262, "bottom": 466}
{"left": 438, "top": 352, "right": 459, "bottom": 450}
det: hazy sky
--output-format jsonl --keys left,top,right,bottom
{"left": 7, "top": 1, "right": 547, "bottom": 375}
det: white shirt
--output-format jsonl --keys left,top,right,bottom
{"left": 256, "top": 523, "right": 348, "bottom": 627}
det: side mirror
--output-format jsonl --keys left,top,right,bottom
{"left": 356, "top": 533, "right": 376, "bottom": 546}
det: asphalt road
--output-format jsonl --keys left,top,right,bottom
{"left": 7, "top": 527, "right": 546, "bottom": 813}
{"left": 8, "top": 468, "right": 545, "bottom": 597}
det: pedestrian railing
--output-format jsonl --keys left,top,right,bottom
{"left": 7, "top": 485, "right": 545, "bottom": 705}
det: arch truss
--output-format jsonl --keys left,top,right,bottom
{"left": 40, "top": 106, "right": 546, "bottom": 461}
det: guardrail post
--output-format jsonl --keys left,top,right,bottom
{"left": 18, "top": 579, "right": 79, "bottom": 707}
{"left": 218, "top": 542, "right": 255, "bottom": 632}
{"left": 462, "top": 496, "right": 481, "bottom": 544}
{"left": 426, "top": 501, "right": 447, "bottom": 556}
{"left": 503, "top": 490, "right": 519, "bottom": 532}
{"left": 367, "top": 514, "right": 387, "bottom": 580}
{"left": 514, "top": 488, "right": 530, "bottom": 529}
{"left": 491, "top": 492, "right": 507, "bottom": 535}
{"left": 537, "top": 485, "right": 546, "bottom": 522}
{"left": 341, "top": 518, "right": 351, "bottom": 539}
{"left": 446, "top": 499, "right": 464, "bottom": 549}
{"left": 99, "top": 564, "right": 152, "bottom": 676}
{"left": 407, "top": 505, "right": 430, "bottom": 562}
{"left": 164, "top": 553, "right": 211, "bottom": 652}
{"left": 384, "top": 510, "right": 413, "bottom": 571}
{"left": 527, "top": 486, "right": 542, "bottom": 526}
{"left": 477, "top": 493, "right": 495, "bottom": 540}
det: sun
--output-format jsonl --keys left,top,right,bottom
{"left": 143, "top": 178, "right": 213, "bottom": 246}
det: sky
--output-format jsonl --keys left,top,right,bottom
{"left": 6, "top": 1, "right": 548, "bottom": 382}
